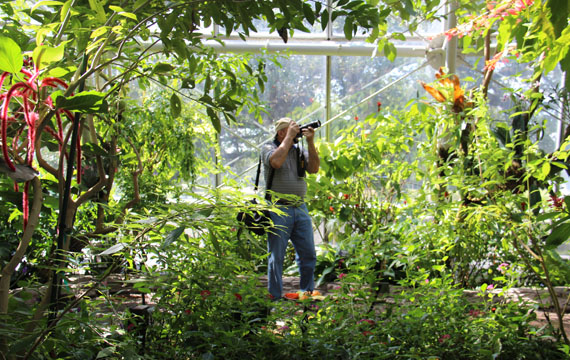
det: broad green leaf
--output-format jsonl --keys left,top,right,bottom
{"left": 108, "top": 5, "right": 124, "bottom": 12}
{"left": 536, "top": 211, "right": 562, "bottom": 222}
{"left": 547, "top": 0, "right": 570, "bottom": 37}
{"left": 96, "top": 347, "right": 116, "bottom": 359}
{"left": 343, "top": 16, "right": 354, "bottom": 40}
{"left": 540, "top": 161, "right": 551, "bottom": 180}
{"left": 207, "top": 107, "right": 221, "bottom": 133}
{"left": 321, "top": 9, "right": 329, "bottom": 31}
{"left": 60, "top": 0, "right": 72, "bottom": 22}
{"left": 82, "top": 142, "right": 110, "bottom": 156}
{"left": 163, "top": 226, "right": 185, "bottom": 248}
{"left": 315, "top": 266, "right": 334, "bottom": 288}
{"left": 118, "top": 11, "right": 137, "bottom": 20}
{"left": 0, "top": 36, "right": 23, "bottom": 73}
{"left": 55, "top": 90, "right": 108, "bottom": 113}
{"left": 132, "top": 280, "right": 150, "bottom": 289}
{"left": 545, "top": 222, "right": 570, "bottom": 249}
{"left": 8, "top": 209, "right": 22, "bottom": 223}
{"left": 209, "top": 231, "right": 221, "bottom": 255}
{"left": 133, "top": 0, "right": 147, "bottom": 10}
{"left": 99, "top": 243, "right": 125, "bottom": 256}
{"left": 170, "top": 93, "right": 182, "bottom": 118}
{"left": 32, "top": 44, "right": 65, "bottom": 70}
{"left": 88, "top": 0, "right": 107, "bottom": 22}
{"left": 384, "top": 42, "right": 397, "bottom": 62}
{"left": 90, "top": 26, "right": 109, "bottom": 39}
{"left": 109, "top": 6, "right": 137, "bottom": 20}
{"left": 32, "top": 1, "right": 63, "bottom": 13}
{"left": 45, "top": 66, "right": 76, "bottom": 78}
{"left": 152, "top": 63, "right": 175, "bottom": 74}
{"left": 204, "top": 73, "right": 212, "bottom": 94}
{"left": 303, "top": 3, "right": 315, "bottom": 25}
{"left": 198, "top": 208, "right": 214, "bottom": 218}
{"left": 9, "top": 335, "right": 36, "bottom": 354}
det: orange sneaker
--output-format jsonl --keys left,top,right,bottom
{"left": 284, "top": 292, "right": 299, "bottom": 300}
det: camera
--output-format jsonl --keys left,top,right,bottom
{"left": 295, "top": 120, "right": 321, "bottom": 139}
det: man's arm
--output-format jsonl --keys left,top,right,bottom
{"left": 269, "top": 121, "right": 299, "bottom": 169}
{"left": 304, "top": 127, "right": 320, "bottom": 174}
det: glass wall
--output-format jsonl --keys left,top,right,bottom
{"left": 202, "top": 5, "right": 569, "bottom": 196}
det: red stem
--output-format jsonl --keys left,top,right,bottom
{"left": 23, "top": 105, "right": 37, "bottom": 166}
{"left": 0, "top": 72, "right": 8, "bottom": 89}
{"left": 44, "top": 126, "right": 62, "bottom": 144}
{"left": 41, "top": 77, "right": 69, "bottom": 90}
{"left": 23, "top": 181, "right": 30, "bottom": 229}
{"left": 76, "top": 121, "right": 81, "bottom": 184}
{"left": 1, "top": 82, "right": 34, "bottom": 171}
{"left": 20, "top": 68, "right": 33, "bottom": 78}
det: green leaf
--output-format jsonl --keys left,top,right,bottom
{"left": 303, "top": 3, "right": 315, "bottom": 25}
{"left": 55, "top": 91, "right": 108, "bottom": 113}
{"left": 8, "top": 209, "right": 22, "bottom": 223}
{"left": 31, "top": 1, "right": 63, "bottom": 13}
{"left": 536, "top": 211, "right": 562, "bottom": 222}
{"left": 207, "top": 107, "right": 221, "bottom": 133}
{"left": 0, "top": 36, "right": 23, "bottom": 73}
{"left": 88, "top": 0, "right": 106, "bottom": 23}
{"left": 545, "top": 222, "right": 570, "bottom": 249}
{"left": 170, "top": 93, "right": 182, "bottom": 118}
{"left": 204, "top": 73, "right": 212, "bottom": 94}
{"left": 99, "top": 243, "right": 125, "bottom": 256}
{"left": 60, "top": 0, "right": 72, "bottom": 22}
{"left": 383, "top": 42, "right": 397, "bottom": 62}
{"left": 9, "top": 335, "right": 36, "bottom": 354}
{"left": 108, "top": 5, "right": 124, "bottom": 12}
{"left": 118, "top": 11, "right": 137, "bottom": 20}
{"left": 152, "top": 62, "right": 175, "bottom": 74}
{"left": 96, "top": 347, "right": 116, "bottom": 359}
{"left": 90, "top": 26, "right": 109, "bottom": 39}
{"left": 321, "top": 9, "right": 329, "bottom": 31}
{"left": 198, "top": 208, "right": 214, "bottom": 218}
{"left": 163, "top": 226, "right": 185, "bottom": 248}
{"left": 540, "top": 162, "right": 551, "bottom": 180}
{"left": 109, "top": 5, "right": 138, "bottom": 20}
{"left": 32, "top": 44, "right": 65, "bottom": 70}
{"left": 343, "top": 16, "right": 354, "bottom": 40}
{"left": 45, "top": 66, "right": 76, "bottom": 78}
{"left": 209, "top": 231, "right": 221, "bottom": 255}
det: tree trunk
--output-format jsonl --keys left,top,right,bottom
{"left": 0, "top": 177, "right": 43, "bottom": 314}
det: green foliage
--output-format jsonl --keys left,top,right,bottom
{"left": 2, "top": 0, "right": 570, "bottom": 358}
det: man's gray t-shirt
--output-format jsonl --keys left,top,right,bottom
{"left": 261, "top": 141, "right": 309, "bottom": 199}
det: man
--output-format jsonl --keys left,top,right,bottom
{"left": 261, "top": 117, "right": 320, "bottom": 300}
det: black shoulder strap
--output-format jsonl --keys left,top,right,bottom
{"left": 255, "top": 154, "right": 274, "bottom": 200}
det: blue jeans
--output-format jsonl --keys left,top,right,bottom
{"left": 267, "top": 203, "right": 316, "bottom": 300}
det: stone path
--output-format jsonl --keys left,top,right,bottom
{"left": 65, "top": 274, "right": 570, "bottom": 334}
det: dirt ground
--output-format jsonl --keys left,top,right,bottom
{"left": 533, "top": 311, "right": 570, "bottom": 336}
{"left": 272, "top": 276, "right": 570, "bottom": 337}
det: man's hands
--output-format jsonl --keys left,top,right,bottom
{"left": 302, "top": 126, "right": 315, "bottom": 142}
{"left": 284, "top": 120, "right": 316, "bottom": 142}
{"left": 285, "top": 120, "right": 300, "bottom": 141}
{"left": 271, "top": 119, "right": 319, "bottom": 172}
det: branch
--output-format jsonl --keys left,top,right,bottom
{"left": 22, "top": 261, "right": 121, "bottom": 360}
{"left": 35, "top": 131, "right": 59, "bottom": 177}
{"left": 88, "top": 136, "right": 143, "bottom": 236}
{"left": 481, "top": 31, "right": 494, "bottom": 98}
{"left": 0, "top": 177, "right": 43, "bottom": 313}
